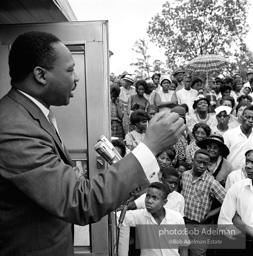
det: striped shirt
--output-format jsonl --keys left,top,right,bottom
{"left": 181, "top": 170, "right": 226, "bottom": 223}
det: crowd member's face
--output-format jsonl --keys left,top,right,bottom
{"left": 136, "top": 119, "right": 148, "bottom": 132}
{"left": 153, "top": 75, "right": 160, "bottom": 86}
{"left": 175, "top": 73, "right": 184, "bottom": 83}
{"left": 184, "top": 76, "right": 192, "bottom": 90}
{"left": 245, "top": 151, "right": 253, "bottom": 180}
{"left": 237, "top": 106, "right": 247, "bottom": 121}
{"left": 196, "top": 100, "right": 208, "bottom": 113}
{"left": 157, "top": 151, "right": 172, "bottom": 169}
{"left": 148, "top": 109, "right": 158, "bottom": 120}
{"left": 216, "top": 111, "right": 230, "bottom": 126}
{"left": 222, "top": 100, "right": 232, "bottom": 108}
{"left": 235, "top": 82, "right": 243, "bottom": 92}
{"left": 178, "top": 165, "right": 187, "bottom": 178}
{"left": 146, "top": 82, "right": 155, "bottom": 94}
{"left": 137, "top": 85, "right": 145, "bottom": 96}
{"left": 206, "top": 142, "right": 221, "bottom": 159}
{"left": 243, "top": 87, "right": 251, "bottom": 96}
{"left": 45, "top": 42, "right": 79, "bottom": 107}
{"left": 222, "top": 89, "right": 231, "bottom": 97}
{"left": 194, "top": 127, "right": 207, "bottom": 142}
{"left": 242, "top": 109, "right": 253, "bottom": 130}
{"left": 192, "top": 81, "right": 203, "bottom": 91}
{"left": 161, "top": 80, "right": 171, "bottom": 92}
{"left": 162, "top": 175, "right": 178, "bottom": 194}
{"left": 169, "top": 82, "right": 177, "bottom": 91}
{"left": 145, "top": 187, "right": 167, "bottom": 214}
{"left": 193, "top": 153, "right": 210, "bottom": 176}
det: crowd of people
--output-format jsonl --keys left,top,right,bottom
{"left": 110, "top": 69, "right": 253, "bottom": 256}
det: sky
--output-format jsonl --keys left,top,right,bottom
{"left": 68, "top": 0, "right": 253, "bottom": 76}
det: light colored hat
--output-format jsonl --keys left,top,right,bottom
{"left": 123, "top": 74, "right": 134, "bottom": 84}
{"left": 214, "top": 106, "right": 232, "bottom": 115}
{"left": 160, "top": 76, "right": 172, "bottom": 85}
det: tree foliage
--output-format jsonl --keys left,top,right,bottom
{"left": 130, "top": 39, "right": 152, "bottom": 78}
{"left": 147, "top": 0, "right": 250, "bottom": 73}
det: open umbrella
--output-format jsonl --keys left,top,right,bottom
{"left": 186, "top": 54, "right": 229, "bottom": 86}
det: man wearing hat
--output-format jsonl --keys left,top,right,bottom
{"left": 211, "top": 106, "right": 233, "bottom": 136}
{"left": 173, "top": 68, "right": 185, "bottom": 91}
{"left": 119, "top": 74, "right": 136, "bottom": 134}
{"left": 186, "top": 96, "right": 217, "bottom": 131}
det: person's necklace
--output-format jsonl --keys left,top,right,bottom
{"left": 196, "top": 113, "right": 209, "bottom": 123}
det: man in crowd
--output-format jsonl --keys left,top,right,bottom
{"left": 218, "top": 149, "right": 253, "bottom": 256}
{"left": 223, "top": 105, "right": 253, "bottom": 170}
{"left": 0, "top": 31, "right": 186, "bottom": 255}
{"left": 181, "top": 149, "right": 226, "bottom": 256}
{"left": 173, "top": 68, "right": 185, "bottom": 91}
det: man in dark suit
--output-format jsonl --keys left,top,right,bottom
{"left": 0, "top": 31, "right": 186, "bottom": 255}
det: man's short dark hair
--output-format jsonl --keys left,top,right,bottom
{"left": 243, "top": 105, "right": 253, "bottom": 115}
{"left": 161, "top": 167, "right": 179, "bottom": 180}
{"left": 9, "top": 31, "right": 61, "bottom": 83}
{"left": 148, "top": 182, "right": 169, "bottom": 199}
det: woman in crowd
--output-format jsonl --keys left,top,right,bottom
{"left": 199, "top": 134, "right": 232, "bottom": 224}
{"left": 216, "top": 84, "right": 233, "bottom": 107}
{"left": 124, "top": 109, "right": 149, "bottom": 151}
{"left": 198, "top": 133, "right": 232, "bottom": 185}
{"left": 185, "top": 122, "right": 211, "bottom": 164}
{"left": 127, "top": 79, "right": 149, "bottom": 117}
{"left": 110, "top": 86, "right": 124, "bottom": 140}
{"left": 187, "top": 96, "right": 217, "bottom": 131}
{"left": 154, "top": 76, "right": 175, "bottom": 112}
{"left": 211, "top": 106, "right": 233, "bottom": 136}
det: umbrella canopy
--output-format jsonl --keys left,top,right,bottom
{"left": 186, "top": 54, "right": 228, "bottom": 73}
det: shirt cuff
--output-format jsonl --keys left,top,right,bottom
{"left": 132, "top": 142, "right": 159, "bottom": 182}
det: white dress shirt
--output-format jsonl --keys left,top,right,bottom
{"left": 218, "top": 178, "right": 253, "bottom": 228}
{"left": 123, "top": 208, "right": 189, "bottom": 256}
{"left": 223, "top": 126, "right": 253, "bottom": 170}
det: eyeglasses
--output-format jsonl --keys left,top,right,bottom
{"left": 206, "top": 145, "right": 219, "bottom": 151}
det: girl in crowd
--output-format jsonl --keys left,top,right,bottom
{"left": 124, "top": 109, "right": 149, "bottom": 151}
{"left": 127, "top": 80, "right": 149, "bottom": 117}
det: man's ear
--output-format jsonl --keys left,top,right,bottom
{"left": 33, "top": 66, "right": 47, "bottom": 85}
{"left": 163, "top": 198, "right": 168, "bottom": 206}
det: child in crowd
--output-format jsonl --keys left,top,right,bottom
{"left": 121, "top": 182, "right": 189, "bottom": 256}
{"left": 124, "top": 109, "right": 149, "bottom": 151}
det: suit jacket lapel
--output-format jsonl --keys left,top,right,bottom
{"left": 8, "top": 88, "right": 73, "bottom": 166}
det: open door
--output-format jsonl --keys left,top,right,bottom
{"left": 0, "top": 21, "right": 112, "bottom": 255}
